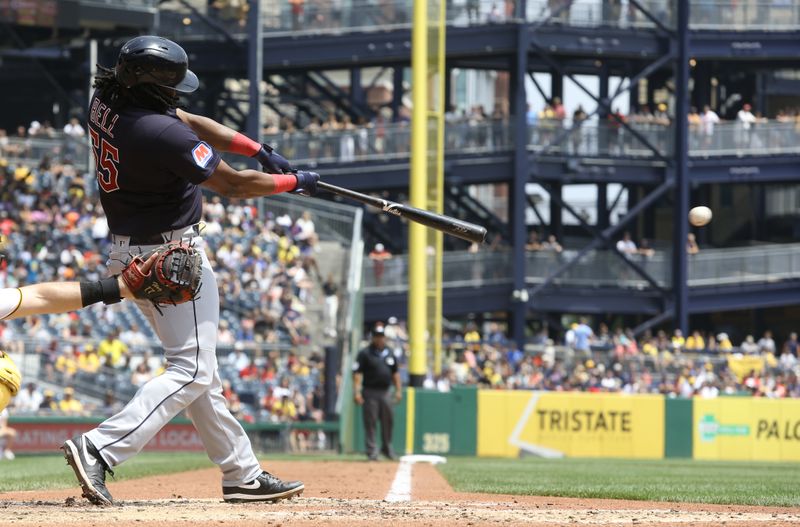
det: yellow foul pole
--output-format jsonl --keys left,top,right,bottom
{"left": 427, "top": 0, "right": 445, "bottom": 377}
{"left": 408, "top": 0, "right": 428, "bottom": 388}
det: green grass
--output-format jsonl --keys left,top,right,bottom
{"left": 438, "top": 457, "right": 800, "bottom": 507}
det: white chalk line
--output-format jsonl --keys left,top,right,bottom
{"left": 383, "top": 454, "right": 447, "bottom": 503}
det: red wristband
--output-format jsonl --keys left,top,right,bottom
{"left": 270, "top": 173, "right": 297, "bottom": 195}
{"left": 229, "top": 132, "right": 261, "bottom": 157}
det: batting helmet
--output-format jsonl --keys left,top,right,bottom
{"left": 115, "top": 36, "right": 199, "bottom": 93}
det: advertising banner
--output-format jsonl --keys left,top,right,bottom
{"left": 477, "top": 391, "right": 664, "bottom": 459}
{"left": 9, "top": 420, "right": 206, "bottom": 453}
{"left": 694, "top": 397, "right": 800, "bottom": 461}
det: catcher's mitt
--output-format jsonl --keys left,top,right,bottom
{"left": 120, "top": 242, "right": 202, "bottom": 312}
{"left": 0, "top": 350, "right": 21, "bottom": 412}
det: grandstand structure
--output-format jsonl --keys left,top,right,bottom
{"left": 150, "top": 0, "right": 800, "bottom": 346}
{"left": 1, "top": 2, "right": 800, "bottom": 384}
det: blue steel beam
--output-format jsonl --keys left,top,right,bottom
{"left": 672, "top": 0, "right": 690, "bottom": 335}
{"left": 366, "top": 279, "right": 800, "bottom": 321}
{"left": 528, "top": 288, "right": 663, "bottom": 315}
{"left": 544, "top": 184, "right": 667, "bottom": 293}
{"left": 689, "top": 281, "right": 800, "bottom": 313}
{"left": 364, "top": 284, "right": 513, "bottom": 322}
{"left": 510, "top": 25, "right": 530, "bottom": 345}
{"left": 181, "top": 24, "right": 667, "bottom": 74}
{"left": 303, "top": 151, "right": 799, "bottom": 191}
{"left": 527, "top": 179, "right": 674, "bottom": 298}
{"left": 246, "top": 0, "right": 263, "bottom": 149}
{"left": 690, "top": 32, "right": 800, "bottom": 60}
{"left": 690, "top": 157, "right": 800, "bottom": 184}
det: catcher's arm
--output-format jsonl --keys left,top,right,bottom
{"left": 0, "top": 254, "right": 156, "bottom": 321}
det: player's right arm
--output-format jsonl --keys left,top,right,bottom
{"left": 175, "top": 109, "right": 291, "bottom": 174}
{"left": 201, "top": 159, "right": 319, "bottom": 199}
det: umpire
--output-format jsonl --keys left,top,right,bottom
{"left": 353, "top": 324, "right": 402, "bottom": 460}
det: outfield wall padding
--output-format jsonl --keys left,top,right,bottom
{"left": 665, "top": 398, "right": 693, "bottom": 458}
{"left": 413, "top": 387, "right": 477, "bottom": 456}
{"left": 348, "top": 389, "right": 800, "bottom": 461}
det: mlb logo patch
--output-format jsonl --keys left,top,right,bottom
{"left": 192, "top": 142, "right": 213, "bottom": 168}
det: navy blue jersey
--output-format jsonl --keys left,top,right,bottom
{"left": 87, "top": 91, "right": 221, "bottom": 236}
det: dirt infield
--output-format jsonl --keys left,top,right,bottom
{"left": 1, "top": 459, "right": 799, "bottom": 526}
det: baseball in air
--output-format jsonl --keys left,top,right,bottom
{"left": 689, "top": 206, "right": 713, "bottom": 227}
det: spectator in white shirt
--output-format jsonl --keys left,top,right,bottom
{"left": 14, "top": 383, "right": 44, "bottom": 413}
{"left": 616, "top": 231, "right": 638, "bottom": 257}
{"left": 63, "top": 117, "right": 85, "bottom": 138}
{"left": 757, "top": 330, "right": 776, "bottom": 354}
{"left": 120, "top": 323, "right": 149, "bottom": 350}
{"left": 740, "top": 335, "right": 759, "bottom": 355}
{"left": 294, "top": 211, "right": 316, "bottom": 244}
{"left": 227, "top": 343, "right": 251, "bottom": 373}
{"left": 700, "top": 105, "right": 719, "bottom": 136}
{"left": 737, "top": 103, "right": 757, "bottom": 130}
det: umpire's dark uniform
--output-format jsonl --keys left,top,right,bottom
{"left": 353, "top": 325, "right": 401, "bottom": 460}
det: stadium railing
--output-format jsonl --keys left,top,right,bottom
{"left": 689, "top": 0, "right": 800, "bottom": 31}
{"left": 254, "top": 120, "right": 799, "bottom": 160}
{"left": 362, "top": 242, "right": 800, "bottom": 293}
{"left": 264, "top": 192, "right": 359, "bottom": 246}
{"left": 79, "top": 0, "right": 156, "bottom": 7}
{"left": 11, "top": 121, "right": 796, "bottom": 174}
{"left": 156, "top": 0, "right": 800, "bottom": 37}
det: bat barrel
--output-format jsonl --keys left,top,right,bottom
{"left": 317, "top": 182, "right": 487, "bottom": 244}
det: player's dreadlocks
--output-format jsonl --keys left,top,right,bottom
{"left": 93, "top": 65, "right": 179, "bottom": 114}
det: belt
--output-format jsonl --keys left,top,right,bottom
{"left": 111, "top": 224, "right": 201, "bottom": 247}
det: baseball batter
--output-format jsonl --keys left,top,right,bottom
{"left": 61, "top": 35, "right": 317, "bottom": 506}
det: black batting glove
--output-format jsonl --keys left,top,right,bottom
{"left": 293, "top": 171, "right": 320, "bottom": 197}
{"left": 253, "top": 144, "right": 293, "bottom": 174}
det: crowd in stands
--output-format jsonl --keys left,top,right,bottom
{"left": 0, "top": 127, "right": 334, "bottom": 438}
{"left": 177, "top": 0, "right": 799, "bottom": 35}
{"left": 205, "top": 0, "right": 516, "bottom": 32}
{"left": 5, "top": 98, "right": 799, "bottom": 173}
{"left": 373, "top": 317, "right": 800, "bottom": 399}
{"left": 254, "top": 99, "right": 800, "bottom": 164}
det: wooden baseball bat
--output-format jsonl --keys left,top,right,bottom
{"left": 316, "top": 181, "right": 487, "bottom": 244}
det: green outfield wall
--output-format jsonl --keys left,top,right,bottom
{"left": 348, "top": 389, "right": 800, "bottom": 461}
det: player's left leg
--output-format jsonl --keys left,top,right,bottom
{"left": 187, "top": 371, "right": 304, "bottom": 502}
{"left": 185, "top": 370, "right": 262, "bottom": 486}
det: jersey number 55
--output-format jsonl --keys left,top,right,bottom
{"left": 89, "top": 128, "right": 120, "bottom": 193}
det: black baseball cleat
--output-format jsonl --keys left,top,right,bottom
{"left": 61, "top": 434, "right": 114, "bottom": 506}
{"left": 222, "top": 471, "right": 304, "bottom": 503}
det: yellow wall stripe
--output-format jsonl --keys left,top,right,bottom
{"left": 405, "top": 387, "right": 415, "bottom": 455}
